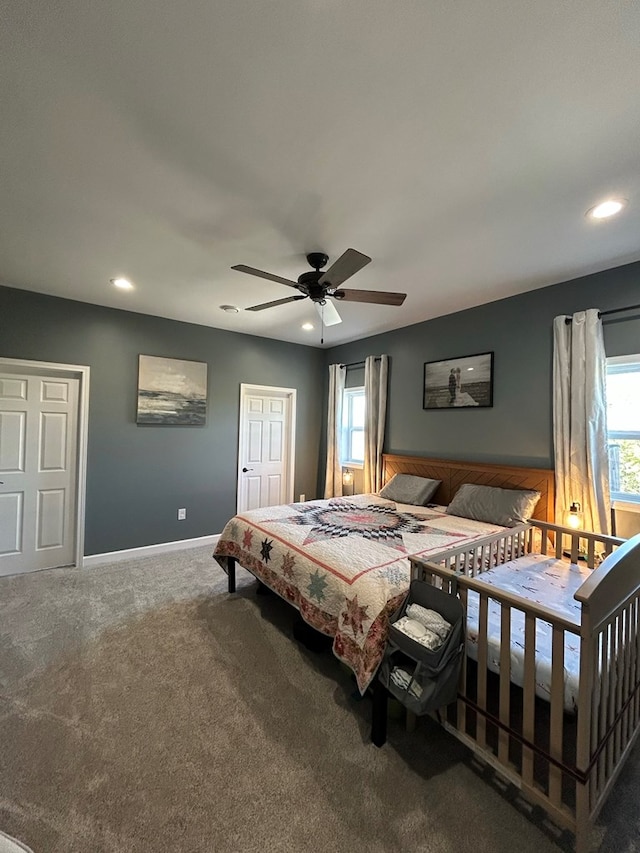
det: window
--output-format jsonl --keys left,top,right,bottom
{"left": 342, "top": 386, "right": 365, "bottom": 466}
{"left": 606, "top": 355, "right": 640, "bottom": 503}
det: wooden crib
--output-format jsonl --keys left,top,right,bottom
{"left": 410, "top": 522, "right": 640, "bottom": 852}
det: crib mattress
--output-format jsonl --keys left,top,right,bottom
{"left": 465, "top": 554, "right": 590, "bottom": 712}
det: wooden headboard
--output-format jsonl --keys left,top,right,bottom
{"left": 381, "top": 453, "right": 555, "bottom": 523}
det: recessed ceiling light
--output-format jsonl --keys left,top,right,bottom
{"left": 110, "top": 277, "right": 133, "bottom": 290}
{"left": 302, "top": 322, "right": 314, "bottom": 331}
{"left": 220, "top": 304, "right": 239, "bottom": 313}
{"left": 587, "top": 198, "right": 627, "bottom": 220}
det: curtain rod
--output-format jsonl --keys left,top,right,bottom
{"left": 340, "top": 356, "right": 381, "bottom": 369}
{"left": 564, "top": 303, "right": 640, "bottom": 324}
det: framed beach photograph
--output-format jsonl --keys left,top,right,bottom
{"left": 423, "top": 351, "right": 494, "bottom": 410}
{"left": 136, "top": 355, "right": 208, "bottom": 425}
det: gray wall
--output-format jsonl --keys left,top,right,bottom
{"left": 326, "top": 260, "right": 640, "bottom": 466}
{"left": 3, "top": 260, "right": 638, "bottom": 555}
{"left": 0, "top": 286, "right": 324, "bottom": 555}
{"left": 325, "top": 260, "right": 640, "bottom": 530}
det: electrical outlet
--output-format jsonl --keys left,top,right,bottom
{"left": 299, "top": 494, "right": 305, "bottom": 503}
{"left": 177, "top": 508, "right": 186, "bottom": 520}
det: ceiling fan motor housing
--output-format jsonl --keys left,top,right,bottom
{"left": 297, "top": 269, "right": 330, "bottom": 302}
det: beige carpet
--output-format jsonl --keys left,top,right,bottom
{"left": 0, "top": 548, "right": 637, "bottom": 852}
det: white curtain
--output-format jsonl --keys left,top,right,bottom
{"left": 363, "top": 355, "right": 389, "bottom": 494}
{"left": 553, "top": 309, "right": 610, "bottom": 534}
{"left": 324, "top": 363, "right": 346, "bottom": 498}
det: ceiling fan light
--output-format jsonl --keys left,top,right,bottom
{"left": 314, "top": 299, "right": 342, "bottom": 326}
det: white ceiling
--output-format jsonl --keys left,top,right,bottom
{"left": 1, "top": 1, "right": 639, "bottom": 347}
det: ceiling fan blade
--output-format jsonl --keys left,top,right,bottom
{"left": 246, "top": 295, "right": 307, "bottom": 312}
{"left": 231, "top": 265, "right": 300, "bottom": 290}
{"left": 335, "top": 289, "right": 407, "bottom": 306}
{"left": 318, "top": 248, "right": 371, "bottom": 288}
{"left": 314, "top": 300, "right": 342, "bottom": 327}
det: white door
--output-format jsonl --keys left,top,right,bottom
{"left": 0, "top": 371, "right": 79, "bottom": 576}
{"left": 237, "top": 385, "right": 296, "bottom": 512}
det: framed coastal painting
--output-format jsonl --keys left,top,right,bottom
{"left": 423, "top": 352, "right": 494, "bottom": 410}
{"left": 136, "top": 355, "right": 208, "bottom": 425}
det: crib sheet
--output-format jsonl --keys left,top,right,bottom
{"left": 465, "top": 554, "right": 590, "bottom": 711}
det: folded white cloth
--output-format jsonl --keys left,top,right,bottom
{"left": 406, "top": 603, "right": 451, "bottom": 641}
{"left": 393, "top": 616, "right": 443, "bottom": 650}
{"left": 0, "top": 832, "right": 35, "bottom": 853}
{"left": 390, "top": 666, "right": 423, "bottom": 699}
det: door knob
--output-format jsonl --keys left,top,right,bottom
{"left": 242, "top": 467, "right": 253, "bottom": 473}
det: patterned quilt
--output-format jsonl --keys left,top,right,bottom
{"left": 213, "top": 494, "right": 505, "bottom": 692}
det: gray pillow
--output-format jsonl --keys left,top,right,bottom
{"left": 379, "top": 473, "right": 441, "bottom": 506}
{"left": 446, "top": 484, "right": 540, "bottom": 527}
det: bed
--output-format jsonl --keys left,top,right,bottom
{"left": 408, "top": 521, "right": 640, "bottom": 853}
{"left": 213, "top": 454, "right": 555, "bottom": 692}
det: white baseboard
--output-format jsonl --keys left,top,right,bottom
{"left": 83, "top": 534, "right": 221, "bottom": 568}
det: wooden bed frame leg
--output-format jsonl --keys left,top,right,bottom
{"left": 371, "top": 677, "right": 388, "bottom": 747}
{"left": 227, "top": 557, "right": 236, "bottom": 594}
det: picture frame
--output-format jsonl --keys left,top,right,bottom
{"left": 423, "top": 351, "right": 494, "bottom": 410}
{"left": 136, "top": 355, "right": 208, "bottom": 425}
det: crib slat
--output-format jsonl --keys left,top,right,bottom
{"left": 477, "top": 593, "right": 489, "bottom": 748}
{"left": 521, "top": 612, "right": 536, "bottom": 788}
{"left": 598, "top": 626, "right": 609, "bottom": 795}
{"left": 621, "top": 603, "right": 632, "bottom": 745}
{"left": 538, "top": 526, "right": 546, "bottom": 556}
{"left": 570, "top": 534, "right": 579, "bottom": 565}
{"left": 587, "top": 538, "right": 596, "bottom": 569}
{"left": 623, "top": 607, "right": 631, "bottom": 743}
{"left": 607, "top": 621, "right": 616, "bottom": 781}
{"left": 458, "top": 585, "right": 468, "bottom": 734}
{"left": 498, "top": 605, "right": 511, "bottom": 766}
{"left": 589, "top": 633, "right": 601, "bottom": 808}
{"left": 548, "top": 626, "right": 565, "bottom": 807}
{"left": 555, "top": 532, "right": 563, "bottom": 560}
{"left": 631, "top": 597, "right": 638, "bottom": 726}
{"left": 632, "top": 599, "right": 640, "bottom": 731}
{"left": 615, "top": 613, "right": 625, "bottom": 763}
{"left": 575, "top": 625, "right": 596, "bottom": 814}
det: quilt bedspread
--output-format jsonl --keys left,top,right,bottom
{"left": 213, "top": 494, "right": 505, "bottom": 692}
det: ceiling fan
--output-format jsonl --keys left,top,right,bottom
{"left": 231, "top": 249, "right": 407, "bottom": 328}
